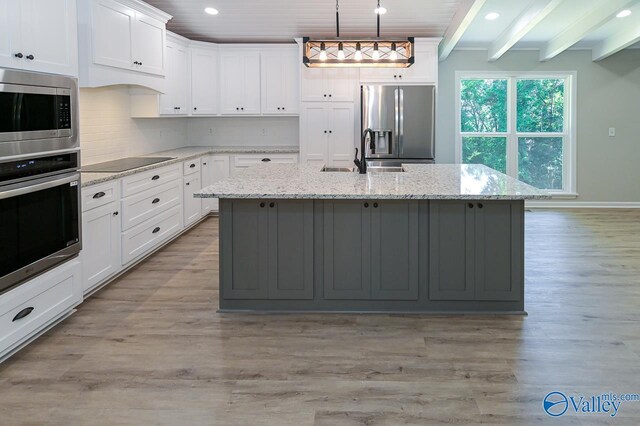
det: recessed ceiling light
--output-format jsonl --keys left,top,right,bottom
{"left": 374, "top": 6, "right": 387, "bottom": 15}
{"left": 204, "top": 7, "right": 219, "bottom": 15}
{"left": 485, "top": 12, "right": 500, "bottom": 20}
{"left": 616, "top": 9, "right": 631, "bottom": 18}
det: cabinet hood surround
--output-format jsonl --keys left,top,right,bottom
{"left": 303, "top": 0, "right": 414, "bottom": 68}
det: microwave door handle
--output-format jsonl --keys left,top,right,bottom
{"left": 0, "top": 172, "right": 80, "bottom": 201}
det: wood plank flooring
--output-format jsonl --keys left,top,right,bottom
{"left": 1, "top": 209, "right": 639, "bottom": 425}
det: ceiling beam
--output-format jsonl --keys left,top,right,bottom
{"left": 438, "top": 0, "right": 488, "bottom": 61}
{"left": 592, "top": 23, "right": 640, "bottom": 61}
{"left": 540, "top": 0, "right": 638, "bottom": 61}
{"left": 488, "top": 0, "right": 564, "bottom": 61}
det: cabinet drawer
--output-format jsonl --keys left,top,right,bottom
{"left": 82, "top": 181, "right": 119, "bottom": 212}
{"left": 233, "top": 154, "right": 298, "bottom": 168}
{"left": 121, "top": 179, "right": 182, "bottom": 231}
{"left": 121, "top": 205, "right": 183, "bottom": 265}
{"left": 121, "top": 164, "right": 181, "bottom": 197}
{"left": 0, "top": 260, "right": 81, "bottom": 357}
{"left": 183, "top": 159, "right": 201, "bottom": 175}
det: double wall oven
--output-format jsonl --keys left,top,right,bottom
{"left": 0, "top": 69, "right": 80, "bottom": 294}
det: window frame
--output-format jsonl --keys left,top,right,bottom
{"left": 455, "top": 71, "right": 577, "bottom": 197}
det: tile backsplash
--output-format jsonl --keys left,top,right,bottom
{"left": 79, "top": 86, "right": 187, "bottom": 166}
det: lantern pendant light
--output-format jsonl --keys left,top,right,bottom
{"left": 303, "top": 0, "right": 414, "bottom": 68}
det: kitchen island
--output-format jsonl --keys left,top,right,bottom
{"left": 196, "top": 163, "right": 548, "bottom": 313}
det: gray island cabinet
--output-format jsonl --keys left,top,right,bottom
{"left": 199, "top": 163, "right": 548, "bottom": 313}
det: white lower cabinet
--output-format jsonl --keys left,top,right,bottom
{"left": 231, "top": 153, "right": 298, "bottom": 176}
{"left": 201, "top": 155, "right": 230, "bottom": 213}
{"left": 0, "top": 259, "right": 82, "bottom": 360}
{"left": 122, "top": 205, "right": 183, "bottom": 265}
{"left": 183, "top": 173, "right": 202, "bottom": 226}
{"left": 300, "top": 103, "right": 355, "bottom": 167}
{"left": 121, "top": 179, "right": 182, "bottom": 231}
{"left": 81, "top": 201, "right": 122, "bottom": 294}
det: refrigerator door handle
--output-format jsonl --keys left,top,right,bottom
{"left": 398, "top": 88, "right": 404, "bottom": 156}
{"left": 394, "top": 88, "right": 399, "bottom": 157}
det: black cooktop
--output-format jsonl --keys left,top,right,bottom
{"left": 82, "top": 157, "right": 175, "bottom": 173}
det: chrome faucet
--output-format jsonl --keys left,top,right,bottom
{"left": 354, "top": 128, "right": 375, "bottom": 174}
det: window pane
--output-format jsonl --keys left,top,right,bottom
{"left": 460, "top": 79, "right": 507, "bottom": 132}
{"left": 517, "top": 79, "right": 564, "bottom": 133}
{"left": 462, "top": 137, "right": 507, "bottom": 173}
{"left": 518, "top": 137, "right": 563, "bottom": 190}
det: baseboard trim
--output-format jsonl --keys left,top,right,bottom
{"left": 526, "top": 201, "right": 640, "bottom": 209}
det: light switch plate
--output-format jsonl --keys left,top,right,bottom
{"left": 609, "top": 128, "right": 616, "bottom": 137}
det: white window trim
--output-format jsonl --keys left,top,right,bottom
{"left": 455, "top": 71, "right": 578, "bottom": 197}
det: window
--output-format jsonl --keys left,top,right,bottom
{"left": 456, "top": 72, "right": 576, "bottom": 195}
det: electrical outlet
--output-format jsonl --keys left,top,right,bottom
{"left": 262, "top": 128, "right": 268, "bottom": 137}
{"left": 208, "top": 128, "right": 213, "bottom": 135}
{"left": 609, "top": 128, "right": 616, "bottom": 137}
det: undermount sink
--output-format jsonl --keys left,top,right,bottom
{"left": 367, "top": 166, "right": 406, "bottom": 173}
{"left": 321, "top": 166, "right": 356, "bottom": 172}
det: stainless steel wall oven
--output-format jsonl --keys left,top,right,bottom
{"left": 0, "top": 69, "right": 80, "bottom": 294}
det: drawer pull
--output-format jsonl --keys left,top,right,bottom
{"left": 190, "top": 163, "right": 196, "bottom": 168}
{"left": 152, "top": 227, "right": 161, "bottom": 234}
{"left": 261, "top": 158, "right": 271, "bottom": 162}
{"left": 151, "top": 175, "right": 160, "bottom": 181}
{"left": 152, "top": 198, "right": 160, "bottom": 204}
{"left": 13, "top": 307, "right": 34, "bottom": 322}
{"left": 93, "top": 191, "right": 106, "bottom": 199}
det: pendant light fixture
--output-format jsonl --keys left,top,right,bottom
{"left": 303, "top": 0, "right": 414, "bottom": 68}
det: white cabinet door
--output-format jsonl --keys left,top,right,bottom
{"left": 220, "top": 50, "right": 261, "bottom": 115}
{"left": 92, "top": 0, "right": 135, "bottom": 71}
{"left": 301, "top": 67, "right": 326, "bottom": 102}
{"left": 324, "top": 68, "right": 358, "bottom": 102}
{"left": 132, "top": 12, "right": 165, "bottom": 76}
{"left": 401, "top": 43, "right": 437, "bottom": 83}
{"left": 300, "top": 103, "right": 329, "bottom": 166}
{"left": 0, "top": 0, "right": 20, "bottom": 70}
{"left": 201, "top": 155, "right": 229, "bottom": 212}
{"left": 329, "top": 104, "right": 356, "bottom": 166}
{"left": 18, "top": 0, "right": 77, "bottom": 76}
{"left": 183, "top": 174, "right": 202, "bottom": 227}
{"left": 81, "top": 201, "right": 121, "bottom": 294}
{"left": 160, "top": 40, "right": 187, "bottom": 115}
{"left": 190, "top": 47, "right": 218, "bottom": 115}
{"left": 261, "top": 48, "right": 299, "bottom": 115}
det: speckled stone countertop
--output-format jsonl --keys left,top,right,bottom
{"left": 81, "top": 146, "right": 299, "bottom": 187}
{"left": 196, "top": 163, "right": 550, "bottom": 200}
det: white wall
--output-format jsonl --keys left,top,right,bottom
{"left": 79, "top": 87, "right": 188, "bottom": 166}
{"left": 186, "top": 117, "right": 299, "bottom": 147}
{"left": 437, "top": 49, "right": 640, "bottom": 203}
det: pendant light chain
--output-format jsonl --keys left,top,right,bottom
{"left": 376, "top": 0, "right": 381, "bottom": 37}
{"left": 336, "top": 0, "right": 340, "bottom": 37}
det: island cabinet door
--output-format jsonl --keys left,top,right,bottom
{"left": 428, "top": 201, "right": 475, "bottom": 300}
{"left": 267, "top": 200, "right": 314, "bottom": 299}
{"left": 370, "top": 201, "right": 420, "bottom": 300}
{"left": 323, "top": 201, "right": 371, "bottom": 300}
{"left": 474, "top": 201, "right": 523, "bottom": 301}
{"left": 220, "top": 200, "right": 269, "bottom": 299}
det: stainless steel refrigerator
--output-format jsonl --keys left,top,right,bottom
{"left": 361, "top": 85, "right": 435, "bottom": 165}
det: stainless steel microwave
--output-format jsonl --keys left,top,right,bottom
{"left": 0, "top": 69, "right": 79, "bottom": 158}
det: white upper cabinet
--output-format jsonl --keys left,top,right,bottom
{"left": 79, "top": 0, "right": 170, "bottom": 91}
{"left": 301, "top": 68, "right": 358, "bottom": 102}
{"left": 190, "top": 46, "right": 218, "bottom": 115}
{"left": 91, "top": 0, "right": 165, "bottom": 76}
{"left": 261, "top": 47, "right": 299, "bottom": 115}
{"left": 219, "top": 49, "right": 261, "bottom": 115}
{"left": 131, "top": 12, "right": 165, "bottom": 76}
{"left": 300, "top": 103, "right": 356, "bottom": 167}
{"left": 0, "top": 0, "right": 77, "bottom": 76}
{"left": 159, "top": 37, "right": 188, "bottom": 115}
{"left": 359, "top": 38, "right": 439, "bottom": 84}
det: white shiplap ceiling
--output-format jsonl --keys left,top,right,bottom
{"left": 145, "top": 0, "right": 640, "bottom": 60}
{"left": 145, "top": 0, "right": 461, "bottom": 43}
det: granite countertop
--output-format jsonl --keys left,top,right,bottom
{"left": 81, "top": 145, "right": 299, "bottom": 187}
{"left": 196, "top": 163, "right": 550, "bottom": 200}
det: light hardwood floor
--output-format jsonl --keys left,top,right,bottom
{"left": 1, "top": 210, "right": 639, "bottom": 425}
